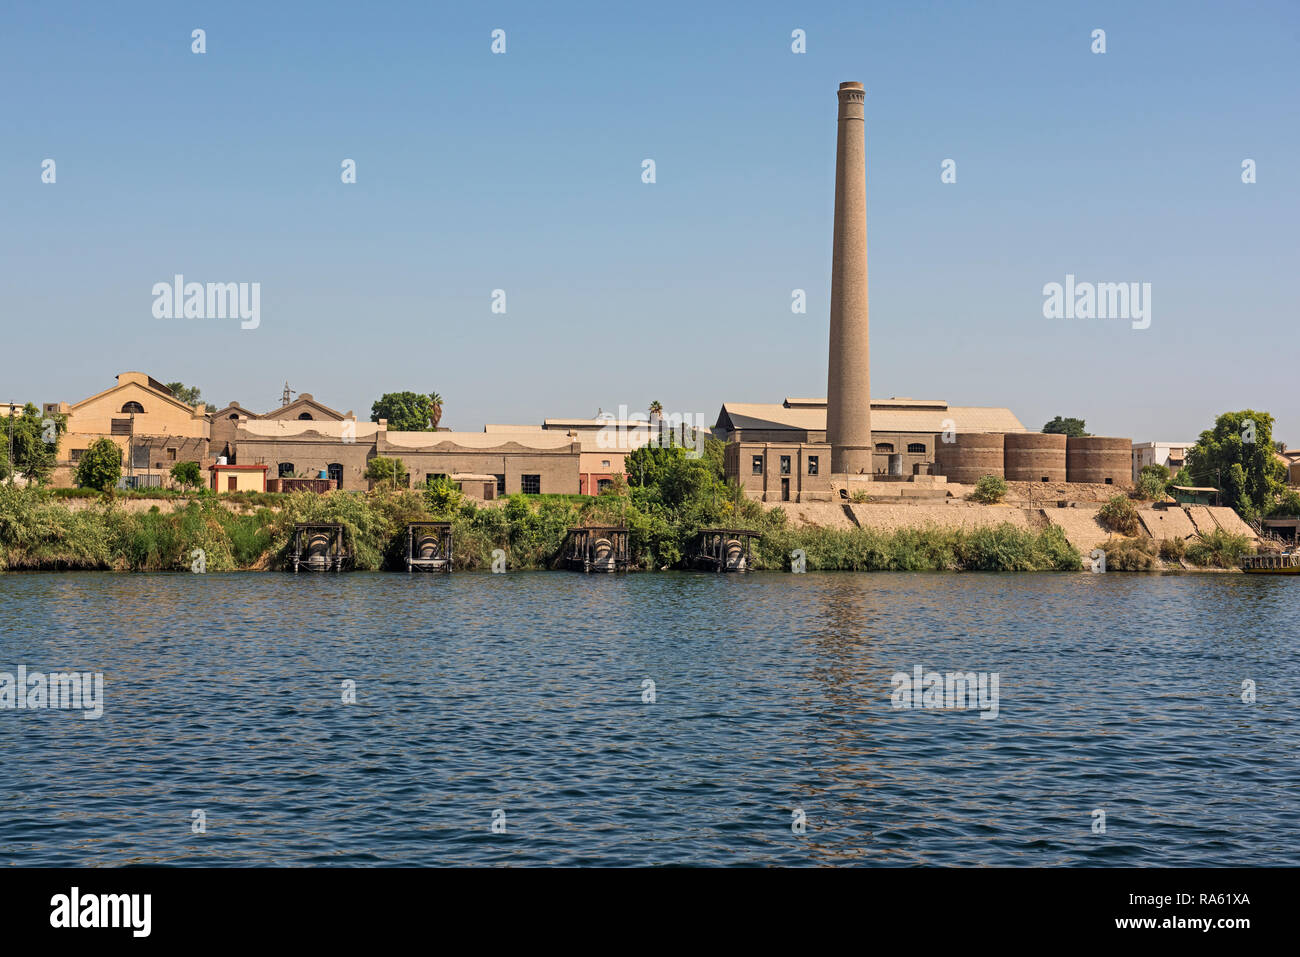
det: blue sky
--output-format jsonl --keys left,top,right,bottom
{"left": 3, "top": 0, "right": 1296, "bottom": 443}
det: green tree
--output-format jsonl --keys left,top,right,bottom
{"left": 1270, "top": 488, "right": 1300, "bottom": 517}
{"left": 1042, "top": 416, "right": 1089, "bottom": 437}
{"left": 170, "top": 460, "right": 204, "bottom": 489}
{"left": 75, "top": 438, "right": 122, "bottom": 491}
{"left": 365, "top": 456, "right": 405, "bottom": 487}
{"left": 1, "top": 403, "right": 64, "bottom": 484}
{"left": 370, "top": 392, "right": 436, "bottom": 431}
{"left": 1136, "top": 471, "right": 1167, "bottom": 501}
{"left": 164, "top": 382, "right": 203, "bottom": 406}
{"left": 1186, "top": 410, "right": 1287, "bottom": 521}
{"left": 1137, "top": 464, "right": 1170, "bottom": 501}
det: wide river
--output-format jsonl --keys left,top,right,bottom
{"left": 1, "top": 571, "right": 1296, "bottom": 866}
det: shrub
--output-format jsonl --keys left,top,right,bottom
{"left": 75, "top": 438, "right": 122, "bottom": 492}
{"left": 1101, "top": 536, "right": 1158, "bottom": 571}
{"left": 1158, "top": 537, "right": 1186, "bottom": 561}
{"left": 424, "top": 475, "right": 463, "bottom": 515}
{"left": 1185, "top": 529, "right": 1254, "bottom": 568}
{"left": 1098, "top": 494, "right": 1141, "bottom": 535}
{"left": 971, "top": 475, "right": 1008, "bottom": 504}
{"left": 849, "top": 489, "right": 871, "bottom": 504}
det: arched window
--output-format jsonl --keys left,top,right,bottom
{"left": 298, "top": 412, "right": 314, "bottom": 420}
{"left": 121, "top": 401, "right": 144, "bottom": 414}
{"left": 907, "top": 443, "right": 926, "bottom": 454}
{"left": 228, "top": 412, "right": 239, "bottom": 420}
{"left": 875, "top": 442, "right": 894, "bottom": 453}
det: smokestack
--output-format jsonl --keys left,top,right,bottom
{"left": 826, "top": 81, "right": 872, "bottom": 476}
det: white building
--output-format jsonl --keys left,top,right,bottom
{"left": 1132, "top": 441, "right": 1194, "bottom": 482}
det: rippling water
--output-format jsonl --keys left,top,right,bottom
{"left": 1, "top": 571, "right": 1296, "bottom": 866}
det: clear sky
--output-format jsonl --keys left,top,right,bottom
{"left": 3, "top": 0, "right": 1296, "bottom": 443}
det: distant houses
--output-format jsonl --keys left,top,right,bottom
{"left": 41, "top": 371, "right": 654, "bottom": 496}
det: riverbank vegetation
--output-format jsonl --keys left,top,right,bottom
{"left": 1100, "top": 528, "right": 1253, "bottom": 571}
{"left": 0, "top": 439, "right": 1087, "bottom": 573}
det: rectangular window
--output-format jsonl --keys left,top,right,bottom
{"left": 752, "top": 455, "right": 763, "bottom": 475}
{"left": 600, "top": 460, "right": 610, "bottom": 469}
{"left": 521, "top": 474, "right": 541, "bottom": 494}
{"left": 494, "top": 474, "right": 506, "bottom": 494}
{"left": 167, "top": 448, "right": 177, "bottom": 461}
{"left": 70, "top": 449, "right": 84, "bottom": 463}
{"left": 807, "top": 456, "right": 818, "bottom": 476}
{"left": 132, "top": 446, "right": 149, "bottom": 469}
{"left": 110, "top": 418, "right": 132, "bottom": 435}
{"left": 780, "top": 455, "right": 791, "bottom": 475}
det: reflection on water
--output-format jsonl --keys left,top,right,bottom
{"left": 1, "top": 571, "right": 1296, "bottom": 866}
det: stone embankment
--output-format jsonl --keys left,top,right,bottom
{"left": 766, "top": 492, "right": 1258, "bottom": 566}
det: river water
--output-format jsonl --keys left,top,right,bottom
{"left": 1, "top": 571, "right": 1296, "bottom": 866}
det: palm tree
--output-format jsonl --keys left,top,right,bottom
{"left": 429, "top": 392, "right": 444, "bottom": 430}
{"left": 648, "top": 400, "right": 663, "bottom": 447}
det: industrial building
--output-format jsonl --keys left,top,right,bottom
{"left": 716, "top": 81, "right": 1130, "bottom": 501}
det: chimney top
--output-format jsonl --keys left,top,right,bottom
{"left": 839, "top": 81, "right": 863, "bottom": 90}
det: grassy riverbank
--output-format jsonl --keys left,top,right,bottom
{"left": 0, "top": 479, "right": 1086, "bottom": 573}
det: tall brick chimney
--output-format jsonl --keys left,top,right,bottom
{"left": 826, "top": 81, "right": 872, "bottom": 476}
